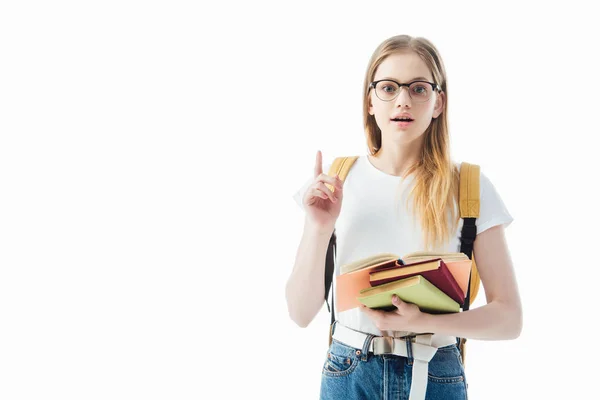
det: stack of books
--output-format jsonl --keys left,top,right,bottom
{"left": 336, "top": 252, "right": 472, "bottom": 314}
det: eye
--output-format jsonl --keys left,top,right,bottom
{"left": 411, "top": 83, "right": 429, "bottom": 96}
{"left": 382, "top": 84, "right": 397, "bottom": 93}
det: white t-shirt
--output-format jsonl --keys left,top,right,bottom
{"left": 292, "top": 154, "right": 514, "bottom": 346}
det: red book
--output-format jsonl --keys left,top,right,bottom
{"left": 369, "top": 258, "right": 465, "bottom": 306}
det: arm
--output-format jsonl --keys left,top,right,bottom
{"left": 285, "top": 218, "right": 334, "bottom": 328}
{"left": 415, "top": 224, "right": 523, "bottom": 340}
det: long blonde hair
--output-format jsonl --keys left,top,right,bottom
{"left": 362, "top": 35, "right": 460, "bottom": 251}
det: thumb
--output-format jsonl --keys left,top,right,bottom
{"left": 392, "top": 295, "right": 404, "bottom": 308}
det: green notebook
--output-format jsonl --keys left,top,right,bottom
{"left": 357, "top": 275, "right": 460, "bottom": 313}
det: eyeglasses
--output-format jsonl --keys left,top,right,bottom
{"left": 369, "top": 79, "right": 441, "bottom": 103}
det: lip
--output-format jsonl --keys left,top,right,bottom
{"left": 391, "top": 113, "right": 414, "bottom": 120}
{"left": 391, "top": 119, "right": 414, "bottom": 129}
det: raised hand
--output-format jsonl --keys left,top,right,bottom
{"left": 303, "top": 150, "right": 344, "bottom": 232}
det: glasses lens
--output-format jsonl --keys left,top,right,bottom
{"left": 374, "top": 81, "right": 434, "bottom": 102}
{"left": 409, "top": 81, "right": 432, "bottom": 102}
{"left": 375, "top": 81, "right": 399, "bottom": 101}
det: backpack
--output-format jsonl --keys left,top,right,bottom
{"left": 324, "top": 156, "right": 481, "bottom": 365}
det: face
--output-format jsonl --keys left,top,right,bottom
{"left": 368, "top": 51, "right": 445, "bottom": 144}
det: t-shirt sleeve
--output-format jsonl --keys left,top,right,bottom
{"left": 292, "top": 158, "right": 334, "bottom": 212}
{"left": 476, "top": 170, "right": 514, "bottom": 235}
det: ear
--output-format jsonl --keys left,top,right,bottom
{"left": 368, "top": 95, "right": 374, "bottom": 116}
{"left": 433, "top": 91, "right": 445, "bottom": 119}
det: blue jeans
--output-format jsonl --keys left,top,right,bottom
{"left": 320, "top": 336, "right": 468, "bottom": 400}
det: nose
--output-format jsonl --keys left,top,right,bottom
{"left": 394, "top": 86, "right": 412, "bottom": 108}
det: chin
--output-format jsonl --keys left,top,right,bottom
{"left": 384, "top": 129, "right": 424, "bottom": 143}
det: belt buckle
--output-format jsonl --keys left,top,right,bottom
{"left": 373, "top": 336, "right": 395, "bottom": 355}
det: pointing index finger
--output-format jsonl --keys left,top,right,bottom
{"left": 314, "top": 150, "right": 322, "bottom": 179}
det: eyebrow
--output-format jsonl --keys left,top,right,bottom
{"left": 378, "top": 76, "right": 431, "bottom": 82}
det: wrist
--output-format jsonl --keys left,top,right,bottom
{"left": 413, "top": 311, "right": 434, "bottom": 333}
{"left": 304, "top": 219, "right": 335, "bottom": 236}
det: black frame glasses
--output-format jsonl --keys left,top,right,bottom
{"left": 369, "top": 79, "right": 441, "bottom": 102}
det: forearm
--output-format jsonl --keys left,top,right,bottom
{"left": 285, "top": 218, "right": 334, "bottom": 328}
{"left": 415, "top": 300, "right": 523, "bottom": 341}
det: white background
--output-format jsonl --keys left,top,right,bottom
{"left": 1, "top": 1, "right": 598, "bottom": 399}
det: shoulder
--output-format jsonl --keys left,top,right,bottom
{"left": 324, "top": 155, "right": 363, "bottom": 176}
{"left": 454, "top": 160, "right": 492, "bottom": 189}
{"left": 458, "top": 162, "right": 513, "bottom": 234}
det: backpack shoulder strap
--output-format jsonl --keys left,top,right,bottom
{"left": 327, "top": 156, "right": 359, "bottom": 184}
{"left": 325, "top": 156, "right": 359, "bottom": 346}
{"left": 457, "top": 162, "right": 481, "bottom": 366}
{"left": 458, "top": 161, "right": 481, "bottom": 307}
{"left": 459, "top": 162, "right": 481, "bottom": 218}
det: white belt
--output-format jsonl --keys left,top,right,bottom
{"left": 331, "top": 323, "right": 457, "bottom": 400}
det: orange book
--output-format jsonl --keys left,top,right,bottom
{"left": 442, "top": 260, "right": 472, "bottom": 295}
{"left": 336, "top": 253, "right": 401, "bottom": 312}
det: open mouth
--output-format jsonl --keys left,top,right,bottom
{"left": 390, "top": 118, "right": 414, "bottom": 122}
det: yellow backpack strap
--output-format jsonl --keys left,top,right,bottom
{"left": 325, "top": 156, "right": 359, "bottom": 194}
{"left": 324, "top": 156, "right": 359, "bottom": 347}
{"left": 457, "top": 161, "right": 481, "bottom": 367}
{"left": 459, "top": 162, "right": 481, "bottom": 306}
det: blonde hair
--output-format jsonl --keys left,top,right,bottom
{"left": 362, "top": 34, "right": 460, "bottom": 251}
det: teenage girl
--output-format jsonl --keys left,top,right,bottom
{"left": 286, "top": 34, "right": 522, "bottom": 400}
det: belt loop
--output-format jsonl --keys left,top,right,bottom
{"left": 406, "top": 335, "right": 414, "bottom": 366}
{"left": 360, "top": 334, "right": 376, "bottom": 362}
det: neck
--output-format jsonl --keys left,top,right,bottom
{"left": 368, "top": 139, "right": 423, "bottom": 177}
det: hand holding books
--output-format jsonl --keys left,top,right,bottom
{"left": 359, "top": 292, "right": 425, "bottom": 333}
